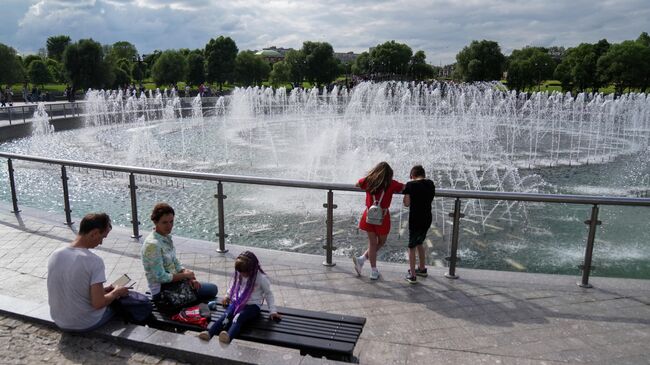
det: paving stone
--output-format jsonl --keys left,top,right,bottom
{"left": 0, "top": 204, "right": 649, "bottom": 364}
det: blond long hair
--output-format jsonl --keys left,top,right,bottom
{"left": 364, "top": 162, "right": 393, "bottom": 194}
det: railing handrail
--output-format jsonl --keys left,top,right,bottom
{"left": 2, "top": 151, "right": 649, "bottom": 207}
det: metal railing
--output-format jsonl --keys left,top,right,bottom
{"left": 0, "top": 102, "right": 85, "bottom": 125}
{"left": 2, "top": 151, "right": 650, "bottom": 288}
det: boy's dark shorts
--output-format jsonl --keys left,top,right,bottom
{"left": 408, "top": 228, "right": 428, "bottom": 248}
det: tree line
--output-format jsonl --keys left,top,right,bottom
{"left": 455, "top": 32, "right": 650, "bottom": 94}
{"left": 0, "top": 32, "right": 648, "bottom": 94}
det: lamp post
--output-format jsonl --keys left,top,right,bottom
{"left": 535, "top": 61, "right": 548, "bottom": 91}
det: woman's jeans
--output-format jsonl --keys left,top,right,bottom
{"left": 207, "top": 303, "right": 261, "bottom": 338}
{"left": 152, "top": 281, "right": 218, "bottom": 301}
{"left": 196, "top": 282, "right": 218, "bottom": 300}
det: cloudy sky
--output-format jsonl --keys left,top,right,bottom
{"left": 1, "top": 0, "right": 648, "bottom": 64}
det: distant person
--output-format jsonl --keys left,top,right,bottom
{"left": 141, "top": 203, "right": 218, "bottom": 304}
{"left": 47, "top": 213, "right": 129, "bottom": 332}
{"left": 353, "top": 162, "right": 404, "bottom": 280}
{"left": 0, "top": 88, "right": 6, "bottom": 107}
{"left": 402, "top": 165, "right": 435, "bottom": 284}
{"left": 185, "top": 85, "right": 190, "bottom": 97}
{"left": 198, "top": 251, "right": 280, "bottom": 344}
{"left": 22, "top": 86, "right": 29, "bottom": 103}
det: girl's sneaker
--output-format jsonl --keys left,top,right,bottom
{"left": 218, "top": 330, "right": 231, "bottom": 344}
{"left": 352, "top": 255, "right": 366, "bottom": 276}
{"left": 370, "top": 269, "right": 380, "bottom": 280}
{"left": 415, "top": 268, "right": 428, "bottom": 277}
{"left": 405, "top": 270, "right": 417, "bottom": 284}
{"left": 198, "top": 331, "right": 211, "bottom": 341}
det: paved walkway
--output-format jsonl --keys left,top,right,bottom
{"left": 0, "top": 202, "right": 649, "bottom": 364}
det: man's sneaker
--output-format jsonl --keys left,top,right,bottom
{"left": 415, "top": 268, "right": 428, "bottom": 277}
{"left": 352, "top": 255, "right": 365, "bottom": 276}
{"left": 405, "top": 270, "right": 417, "bottom": 284}
{"left": 218, "top": 330, "right": 231, "bottom": 344}
{"left": 370, "top": 269, "right": 380, "bottom": 280}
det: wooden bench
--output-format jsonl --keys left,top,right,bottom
{"left": 147, "top": 302, "right": 366, "bottom": 362}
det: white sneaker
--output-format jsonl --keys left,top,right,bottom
{"left": 370, "top": 269, "right": 380, "bottom": 280}
{"left": 352, "top": 255, "right": 365, "bottom": 276}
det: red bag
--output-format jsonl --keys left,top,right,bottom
{"left": 171, "top": 305, "right": 209, "bottom": 328}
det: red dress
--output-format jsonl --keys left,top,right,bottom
{"left": 358, "top": 178, "right": 404, "bottom": 235}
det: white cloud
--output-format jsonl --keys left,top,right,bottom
{"left": 1, "top": 0, "right": 648, "bottom": 63}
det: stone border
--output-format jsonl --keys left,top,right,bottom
{"left": 0, "top": 294, "right": 346, "bottom": 365}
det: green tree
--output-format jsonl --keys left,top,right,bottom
{"left": 131, "top": 60, "right": 144, "bottom": 83}
{"left": 369, "top": 41, "right": 412, "bottom": 77}
{"left": 636, "top": 32, "right": 650, "bottom": 47}
{"left": 46, "top": 35, "right": 71, "bottom": 62}
{"left": 142, "top": 50, "right": 162, "bottom": 78}
{"left": 409, "top": 50, "right": 434, "bottom": 80}
{"left": 186, "top": 51, "right": 205, "bottom": 86}
{"left": 205, "top": 36, "right": 238, "bottom": 90}
{"left": 284, "top": 49, "right": 306, "bottom": 85}
{"left": 27, "top": 59, "right": 52, "bottom": 87}
{"left": 108, "top": 41, "right": 138, "bottom": 63}
{"left": 554, "top": 40, "right": 609, "bottom": 92}
{"left": 269, "top": 61, "right": 292, "bottom": 87}
{"left": 455, "top": 40, "right": 506, "bottom": 82}
{"left": 151, "top": 50, "right": 187, "bottom": 86}
{"left": 235, "top": 51, "right": 270, "bottom": 86}
{"left": 23, "top": 54, "right": 42, "bottom": 70}
{"left": 63, "top": 38, "right": 114, "bottom": 90}
{"left": 598, "top": 40, "right": 650, "bottom": 93}
{"left": 301, "top": 41, "right": 339, "bottom": 87}
{"left": 0, "top": 43, "right": 24, "bottom": 85}
{"left": 113, "top": 66, "right": 131, "bottom": 88}
{"left": 506, "top": 47, "right": 554, "bottom": 91}
{"left": 351, "top": 51, "right": 371, "bottom": 76}
{"left": 46, "top": 58, "right": 65, "bottom": 83}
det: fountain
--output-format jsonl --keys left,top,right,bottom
{"left": 1, "top": 81, "right": 649, "bottom": 278}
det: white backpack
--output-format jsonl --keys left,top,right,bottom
{"left": 365, "top": 190, "right": 385, "bottom": 225}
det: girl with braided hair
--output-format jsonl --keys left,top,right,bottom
{"left": 199, "top": 251, "right": 281, "bottom": 343}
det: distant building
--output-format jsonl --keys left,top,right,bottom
{"left": 440, "top": 64, "right": 455, "bottom": 79}
{"left": 334, "top": 52, "right": 360, "bottom": 64}
{"left": 255, "top": 49, "right": 284, "bottom": 64}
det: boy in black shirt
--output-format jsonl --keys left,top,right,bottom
{"left": 402, "top": 165, "right": 435, "bottom": 284}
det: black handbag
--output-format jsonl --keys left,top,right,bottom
{"left": 156, "top": 280, "right": 198, "bottom": 313}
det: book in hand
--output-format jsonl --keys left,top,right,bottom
{"left": 112, "top": 274, "right": 132, "bottom": 287}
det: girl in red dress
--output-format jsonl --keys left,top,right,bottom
{"left": 353, "top": 162, "right": 404, "bottom": 280}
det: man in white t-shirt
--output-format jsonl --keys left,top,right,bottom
{"left": 47, "top": 213, "right": 129, "bottom": 332}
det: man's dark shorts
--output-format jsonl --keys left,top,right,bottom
{"left": 408, "top": 228, "right": 428, "bottom": 248}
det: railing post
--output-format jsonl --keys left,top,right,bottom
{"left": 60, "top": 165, "right": 73, "bottom": 226}
{"left": 22, "top": 106, "right": 26, "bottom": 123}
{"left": 445, "top": 198, "right": 464, "bottom": 279}
{"left": 578, "top": 204, "right": 601, "bottom": 288}
{"left": 63, "top": 103, "right": 67, "bottom": 118}
{"left": 128, "top": 173, "right": 141, "bottom": 239}
{"left": 322, "top": 190, "right": 337, "bottom": 267}
{"left": 7, "top": 159, "right": 20, "bottom": 213}
{"left": 214, "top": 181, "right": 228, "bottom": 253}
{"left": 7, "top": 107, "right": 12, "bottom": 125}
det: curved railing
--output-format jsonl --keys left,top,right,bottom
{"left": 1, "top": 151, "right": 650, "bottom": 288}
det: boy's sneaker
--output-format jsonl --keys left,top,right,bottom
{"left": 352, "top": 255, "right": 365, "bottom": 276}
{"left": 370, "top": 269, "right": 380, "bottom": 280}
{"left": 218, "top": 330, "right": 231, "bottom": 344}
{"left": 415, "top": 268, "right": 428, "bottom": 277}
{"left": 405, "top": 270, "right": 417, "bottom": 284}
